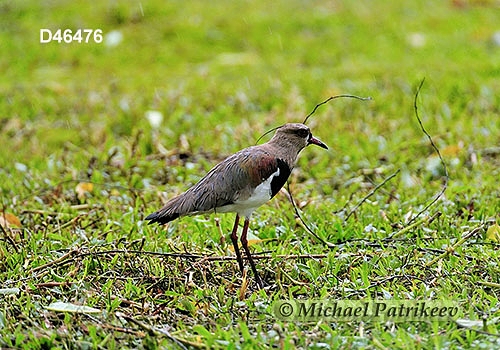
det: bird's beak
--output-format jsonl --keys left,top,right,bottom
{"left": 308, "top": 135, "right": 328, "bottom": 149}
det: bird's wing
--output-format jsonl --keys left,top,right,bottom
{"left": 187, "top": 147, "right": 291, "bottom": 208}
{"left": 145, "top": 147, "right": 291, "bottom": 224}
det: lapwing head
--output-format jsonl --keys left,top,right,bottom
{"left": 270, "top": 123, "right": 328, "bottom": 153}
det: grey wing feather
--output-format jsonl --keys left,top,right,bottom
{"left": 183, "top": 150, "right": 263, "bottom": 210}
{"left": 146, "top": 148, "right": 274, "bottom": 224}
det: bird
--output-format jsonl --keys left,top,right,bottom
{"left": 145, "top": 123, "right": 328, "bottom": 288}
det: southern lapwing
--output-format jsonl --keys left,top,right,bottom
{"left": 145, "top": 123, "right": 328, "bottom": 288}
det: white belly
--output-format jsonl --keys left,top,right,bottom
{"left": 217, "top": 168, "right": 280, "bottom": 218}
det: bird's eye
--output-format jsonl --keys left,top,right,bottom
{"left": 296, "top": 129, "right": 309, "bottom": 138}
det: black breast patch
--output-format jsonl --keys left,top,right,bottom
{"left": 270, "top": 158, "right": 291, "bottom": 198}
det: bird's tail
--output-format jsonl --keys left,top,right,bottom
{"left": 145, "top": 194, "right": 194, "bottom": 225}
{"left": 145, "top": 210, "right": 180, "bottom": 225}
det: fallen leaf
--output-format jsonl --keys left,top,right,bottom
{"left": 239, "top": 270, "right": 249, "bottom": 301}
{"left": 227, "top": 231, "right": 266, "bottom": 251}
{"left": 46, "top": 301, "right": 101, "bottom": 314}
{"left": 456, "top": 319, "right": 485, "bottom": 328}
{"left": 145, "top": 110, "right": 163, "bottom": 129}
{"left": 0, "top": 288, "right": 20, "bottom": 295}
{"left": 0, "top": 212, "right": 22, "bottom": 228}
{"left": 486, "top": 223, "right": 500, "bottom": 242}
{"left": 75, "top": 182, "right": 94, "bottom": 200}
{"left": 442, "top": 144, "right": 462, "bottom": 157}
{"left": 246, "top": 238, "right": 265, "bottom": 247}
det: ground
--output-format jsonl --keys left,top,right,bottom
{"left": 1, "top": 0, "right": 500, "bottom": 348}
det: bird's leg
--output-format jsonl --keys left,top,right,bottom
{"left": 241, "top": 218, "right": 264, "bottom": 289}
{"left": 230, "top": 214, "right": 244, "bottom": 273}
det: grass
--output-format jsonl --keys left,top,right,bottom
{"left": 1, "top": 0, "right": 500, "bottom": 348}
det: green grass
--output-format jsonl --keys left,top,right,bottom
{"left": 1, "top": 0, "right": 500, "bottom": 348}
